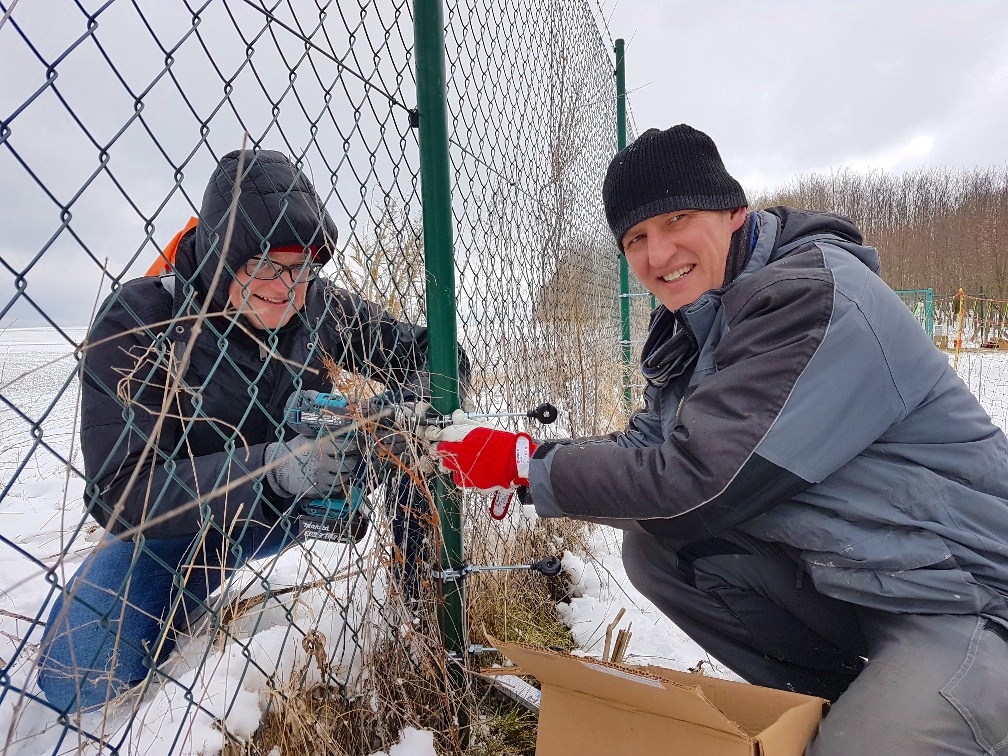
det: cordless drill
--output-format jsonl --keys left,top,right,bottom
{"left": 285, "top": 391, "right": 369, "bottom": 543}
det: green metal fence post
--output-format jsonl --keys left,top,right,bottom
{"left": 616, "top": 38, "right": 632, "bottom": 409}
{"left": 925, "top": 288, "right": 934, "bottom": 338}
{"left": 413, "top": 0, "right": 467, "bottom": 725}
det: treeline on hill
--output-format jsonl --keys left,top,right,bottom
{"left": 751, "top": 166, "right": 1008, "bottom": 301}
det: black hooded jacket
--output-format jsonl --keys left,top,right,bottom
{"left": 80, "top": 150, "right": 445, "bottom": 539}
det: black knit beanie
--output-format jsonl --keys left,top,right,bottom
{"left": 603, "top": 124, "right": 748, "bottom": 247}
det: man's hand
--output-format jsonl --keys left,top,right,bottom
{"left": 264, "top": 432, "right": 363, "bottom": 501}
{"left": 359, "top": 396, "right": 432, "bottom": 465}
{"left": 428, "top": 410, "right": 537, "bottom": 492}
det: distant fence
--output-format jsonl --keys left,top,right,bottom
{"left": 922, "top": 290, "right": 1008, "bottom": 350}
{"left": 895, "top": 288, "right": 934, "bottom": 338}
{"left": 899, "top": 288, "right": 1008, "bottom": 430}
{"left": 897, "top": 287, "right": 1008, "bottom": 348}
{"left": 0, "top": 2, "right": 647, "bottom": 754}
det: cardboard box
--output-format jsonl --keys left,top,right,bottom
{"left": 494, "top": 640, "right": 828, "bottom": 756}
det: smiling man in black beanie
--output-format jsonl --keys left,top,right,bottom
{"left": 435, "top": 124, "right": 1008, "bottom": 755}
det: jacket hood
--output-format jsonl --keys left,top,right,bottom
{"left": 174, "top": 149, "right": 338, "bottom": 312}
{"left": 762, "top": 205, "right": 880, "bottom": 274}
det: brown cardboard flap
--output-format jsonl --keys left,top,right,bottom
{"left": 640, "top": 665, "right": 827, "bottom": 737}
{"left": 537, "top": 685, "right": 757, "bottom": 756}
{"left": 494, "top": 639, "right": 828, "bottom": 756}
{"left": 753, "top": 699, "right": 827, "bottom": 755}
{"left": 495, "top": 639, "right": 747, "bottom": 738}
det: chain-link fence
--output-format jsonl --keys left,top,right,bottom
{"left": 890, "top": 290, "right": 1008, "bottom": 429}
{"left": 894, "top": 288, "right": 934, "bottom": 338}
{"left": 0, "top": 1, "right": 645, "bottom": 753}
{"left": 930, "top": 291, "right": 1008, "bottom": 431}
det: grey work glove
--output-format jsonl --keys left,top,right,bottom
{"left": 264, "top": 433, "right": 364, "bottom": 501}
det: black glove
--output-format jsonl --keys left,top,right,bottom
{"left": 361, "top": 394, "right": 432, "bottom": 465}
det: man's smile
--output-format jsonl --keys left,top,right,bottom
{"left": 661, "top": 264, "right": 695, "bottom": 283}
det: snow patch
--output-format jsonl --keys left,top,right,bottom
{"left": 369, "top": 727, "right": 436, "bottom": 756}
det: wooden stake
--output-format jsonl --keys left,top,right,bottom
{"left": 611, "top": 623, "right": 633, "bottom": 665}
{"left": 602, "top": 607, "right": 626, "bottom": 662}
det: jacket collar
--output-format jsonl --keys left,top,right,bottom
{"left": 677, "top": 211, "right": 776, "bottom": 353}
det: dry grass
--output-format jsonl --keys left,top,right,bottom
{"left": 221, "top": 630, "right": 459, "bottom": 756}
{"left": 209, "top": 531, "right": 466, "bottom": 755}
{"left": 467, "top": 516, "right": 589, "bottom": 653}
{"left": 468, "top": 702, "right": 539, "bottom": 756}
{"left": 209, "top": 493, "right": 593, "bottom": 756}
{"left": 229, "top": 684, "right": 363, "bottom": 756}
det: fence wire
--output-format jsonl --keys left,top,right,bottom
{"left": 895, "top": 288, "right": 934, "bottom": 337}
{"left": 0, "top": 1, "right": 644, "bottom": 754}
{"left": 932, "top": 292, "right": 1008, "bottom": 431}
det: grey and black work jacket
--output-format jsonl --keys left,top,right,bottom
{"left": 530, "top": 206, "right": 1008, "bottom": 621}
{"left": 79, "top": 150, "right": 448, "bottom": 540}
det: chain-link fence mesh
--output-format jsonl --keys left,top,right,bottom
{"left": 932, "top": 292, "right": 1008, "bottom": 430}
{"left": 894, "top": 288, "right": 934, "bottom": 338}
{"left": 892, "top": 289, "right": 1008, "bottom": 427}
{"left": 0, "top": 1, "right": 644, "bottom": 753}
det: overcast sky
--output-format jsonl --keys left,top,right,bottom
{"left": 3, "top": 1, "right": 1008, "bottom": 329}
{"left": 605, "top": 0, "right": 1008, "bottom": 195}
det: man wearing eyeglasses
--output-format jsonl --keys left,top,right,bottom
{"left": 230, "top": 253, "right": 324, "bottom": 330}
{"left": 36, "top": 149, "right": 455, "bottom": 712}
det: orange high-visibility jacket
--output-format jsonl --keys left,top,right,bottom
{"left": 144, "top": 216, "right": 198, "bottom": 277}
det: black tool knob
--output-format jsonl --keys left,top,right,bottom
{"left": 530, "top": 556, "right": 563, "bottom": 576}
{"left": 528, "top": 402, "right": 558, "bottom": 425}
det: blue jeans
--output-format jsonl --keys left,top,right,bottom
{"left": 37, "top": 524, "right": 291, "bottom": 712}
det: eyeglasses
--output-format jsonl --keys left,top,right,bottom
{"left": 240, "top": 256, "right": 322, "bottom": 283}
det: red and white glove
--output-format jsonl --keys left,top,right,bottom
{"left": 429, "top": 410, "right": 538, "bottom": 519}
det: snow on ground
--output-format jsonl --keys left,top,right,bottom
{"left": 557, "top": 523, "right": 740, "bottom": 679}
{"left": 0, "top": 327, "right": 91, "bottom": 690}
{"left": 368, "top": 728, "right": 436, "bottom": 756}
{"left": 2, "top": 325, "right": 1008, "bottom": 754}
{"left": 0, "top": 327, "right": 397, "bottom": 755}
{"left": 953, "top": 349, "right": 1008, "bottom": 429}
